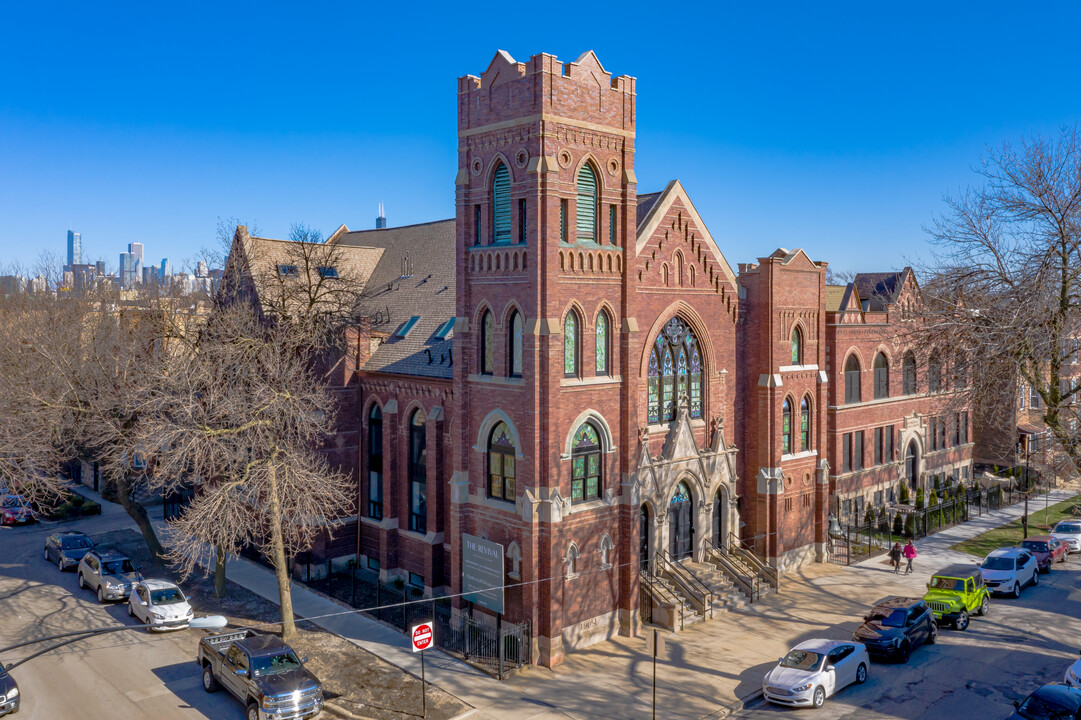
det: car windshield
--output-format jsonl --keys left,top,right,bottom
{"left": 868, "top": 608, "right": 907, "bottom": 627}
{"left": 62, "top": 537, "right": 91, "bottom": 549}
{"left": 982, "top": 557, "right": 1015, "bottom": 571}
{"left": 102, "top": 559, "right": 136, "bottom": 575}
{"left": 1054, "top": 524, "right": 1081, "bottom": 534}
{"left": 1017, "top": 692, "right": 1079, "bottom": 720}
{"left": 251, "top": 651, "right": 303, "bottom": 676}
{"left": 150, "top": 587, "right": 186, "bottom": 605}
{"left": 930, "top": 577, "right": 964, "bottom": 591}
{"left": 1022, "top": 541, "right": 1049, "bottom": 553}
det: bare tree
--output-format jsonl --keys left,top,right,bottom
{"left": 919, "top": 126, "right": 1081, "bottom": 474}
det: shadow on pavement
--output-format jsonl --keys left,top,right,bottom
{"left": 152, "top": 661, "right": 246, "bottom": 719}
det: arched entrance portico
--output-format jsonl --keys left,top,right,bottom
{"left": 668, "top": 481, "right": 693, "bottom": 560}
{"left": 905, "top": 441, "right": 919, "bottom": 489}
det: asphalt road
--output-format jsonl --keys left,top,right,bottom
{"left": 731, "top": 552, "right": 1081, "bottom": 719}
{"left": 0, "top": 507, "right": 244, "bottom": 720}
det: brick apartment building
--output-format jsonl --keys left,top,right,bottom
{"left": 222, "top": 50, "right": 974, "bottom": 667}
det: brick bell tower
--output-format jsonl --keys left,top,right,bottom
{"left": 450, "top": 50, "right": 637, "bottom": 666}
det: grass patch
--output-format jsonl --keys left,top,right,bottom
{"left": 952, "top": 493, "right": 1081, "bottom": 558}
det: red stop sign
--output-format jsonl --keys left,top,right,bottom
{"left": 411, "top": 622, "right": 433, "bottom": 652}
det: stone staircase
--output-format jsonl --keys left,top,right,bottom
{"left": 681, "top": 561, "right": 752, "bottom": 614}
{"left": 639, "top": 568, "right": 707, "bottom": 631}
{"left": 705, "top": 542, "right": 779, "bottom": 604}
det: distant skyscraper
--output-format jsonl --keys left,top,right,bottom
{"left": 196, "top": 261, "right": 208, "bottom": 278}
{"left": 66, "top": 230, "right": 82, "bottom": 269}
{"left": 128, "top": 242, "right": 144, "bottom": 263}
{"left": 160, "top": 258, "right": 171, "bottom": 281}
{"left": 376, "top": 202, "right": 387, "bottom": 229}
{"left": 119, "top": 252, "right": 136, "bottom": 288}
{"left": 142, "top": 266, "right": 157, "bottom": 285}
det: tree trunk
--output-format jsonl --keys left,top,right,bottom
{"left": 266, "top": 463, "right": 297, "bottom": 640}
{"left": 116, "top": 475, "right": 166, "bottom": 559}
{"left": 214, "top": 544, "right": 228, "bottom": 598}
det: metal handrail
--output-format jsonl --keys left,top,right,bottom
{"left": 638, "top": 567, "right": 684, "bottom": 630}
{"left": 725, "top": 533, "right": 780, "bottom": 590}
{"left": 705, "top": 546, "right": 761, "bottom": 602}
{"left": 657, "top": 550, "right": 713, "bottom": 619}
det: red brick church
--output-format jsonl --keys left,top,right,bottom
{"left": 226, "top": 50, "right": 972, "bottom": 667}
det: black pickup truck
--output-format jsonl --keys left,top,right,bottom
{"left": 197, "top": 629, "right": 323, "bottom": 720}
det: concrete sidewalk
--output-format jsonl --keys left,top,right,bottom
{"left": 89, "top": 486, "right": 1078, "bottom": 720}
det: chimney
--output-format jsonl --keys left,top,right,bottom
{"left": 375, "top": 201, "right": 387, "bottom": 229}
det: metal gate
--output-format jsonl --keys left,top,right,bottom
{"left": 433, "top": 603, "right": 531, "bottom": 680}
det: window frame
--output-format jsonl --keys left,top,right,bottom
{"left": 508, "top": 311, "right": 523, "bottom": 377}
{"left": 408, "top": 409, "right": 427, "bottom": 533}
{"left": 791, "top": 326, "right": 802, "bottom": 365}
{"left": 576, "top": 164, "right": 598, "bottom": 243}
{"left": 595, "top": 311, "right": 610, "bottom": 376}
{"left": 487, "top": 422, "right": 516, "bottom": 502}
{"left": 782, "top": 397, "right": 793, "bottom": 455}
{"left": 491, "top": 162, "right": 511, "bottom": 244}
{"left": 844, "top": 355, "right": 862, "bottom": 404}
{"left": 367, "top": 404, "right": 383, "bottom": 520}
{"left": 800, "top": 396, "right": 811, "bottom": 451}
{"left": 564, "top": 310, "right": 580, "bottom": 378}
{"left": 902, "top": 351, "right": 917, "bottom": 395}
{"left": 480, "top": 310, "right": 494, "bottom": 375}
{"left": 570, "top": 422, "right": 603, "bottom": 503}
{"left": 873, "top": 353, "right": 889, "bottom": 399}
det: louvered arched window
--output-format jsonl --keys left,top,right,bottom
{"left": 647, "top": 316, "right": 704, "bottom": 423}
{"left": 576, "top": 164, "right": 598, "bottom": 243}
{"left": 492, "top": 163, "right": 511, "bottom": 244}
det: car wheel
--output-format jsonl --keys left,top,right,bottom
{"left": 1044, "top": 562, "right": 1052, "bottom": 574}
{"left": 127, "top": 602, "right": 134, "bottom": 617}
{"left": 899, "top": 641, "right": 911, "bottom": 663}
{"left": 1032, "top": 570, "right": 1040, "bottom": 586}
{"left": 928, "top": 624, "right": 937, "bottom": 645}
{"left": 856, "top": 663, "right": 868, "bottom": 684}
{"left": 202, "top": 664, "right": 219, "bottom": 693}
{"left": 247, "top": 702, "right": 260, "bottom": 720}
{"left": 97, "top": 586, "right": 104, "bottom": 603}
{"left": 78, "top": 573, "right": 86, "bottom": 589}
{"left": 954, "top": 611, "right": 969, "bottom": 631}
{"left": 977, "top": 596, "right": 989, "bottom": 617}
{"left": 57, "top": 557, "right": 64, "bottom": 571}
{"left": 44, "top": 548, "right": 49, "bottom": 561}
{"left": 1012, "top": 582, "right": 1021, "bottom": 599}
{"left": 811, "top": 686, "right": 826, "bottom": 709}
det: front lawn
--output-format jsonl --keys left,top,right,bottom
{"left": 951, "top": 493, "right": 1081, "bottom": 558}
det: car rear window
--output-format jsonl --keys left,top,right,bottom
{"left": 1022, "top": 541, "right": 1049, "bottom": 553}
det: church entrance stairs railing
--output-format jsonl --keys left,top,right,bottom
{"left": 656, "top": 550, "right": 714, "bottom": 621}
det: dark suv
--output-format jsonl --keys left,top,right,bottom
{"left": 852, "top": 597, "right": 937, "bottom": 663}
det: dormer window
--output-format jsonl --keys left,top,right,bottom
{"left": 277, "top": 264, "right": 298, "bottom": 277}
{"left": 317, "top": 266, "right": 339, "bottom": 278}
{"left": 434, "top": 318, "right": 455, "bottom": 340}
{"left": 395, "top": 316, "right": 421, "bottom": 338}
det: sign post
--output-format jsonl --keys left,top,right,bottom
{"left": 411, "top": 621, "right": 433, "bottom": 718}
{"left": 645, "top": 629, "right": 666, "bottom": 720}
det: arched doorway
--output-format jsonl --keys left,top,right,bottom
{"left": 640, "top": 505, "right": 650, "bottom": 568}
{"left": 712, "top": 489, "right": 726, "bottom": 549}
{"left": 669, "top": 481, "right": 693, "bottom": 560}
{"left": 905, "top": 441, "right": 919, "bottom": 489}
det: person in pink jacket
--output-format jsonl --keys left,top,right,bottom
{"left": 902, "top": 540, "right": 917, "bottom": 575}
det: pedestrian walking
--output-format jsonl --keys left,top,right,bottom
{"left": 903, "top": 540, "right": 917, "bottom": 575}
{"left": 889, "top": 542, "right": 902, "bottom": 573}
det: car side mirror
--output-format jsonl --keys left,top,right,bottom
{"left": 926, "top": 582, "right": 931, "bottom": 589}
{"left": 301, "top": 657, "right": 309, "bottom": 664}
{"left": 1013, "top": 700, "right": 1020, "bottom": 709}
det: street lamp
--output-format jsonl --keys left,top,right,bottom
{"left": 0, "top": 615, "right": 227, "bottom": 673}
{"left": 1017, "top": 438, "right": 1031, "bottom": 539}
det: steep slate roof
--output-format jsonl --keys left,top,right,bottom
{"left": 636, "top": 191, "right": 663, "bottom": 229}
{"left": 853, "top": 271, "right": 903, "bottom": 311}
{"left": 334, "top": 219, "right": 457, "bottom": 379}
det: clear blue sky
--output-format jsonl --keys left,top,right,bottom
{"left": 2, "top": 2, "right": 1079, "bottom": 276}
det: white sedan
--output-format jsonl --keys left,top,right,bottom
{"left": 1065, "top": 652, "right": 1081, "bottom": 688}
{"left": 763, "top": 639, "right": 869, "bottom": 709}
{"left": 1052, "top": 520, "right": 1081, "bottom": 553}
{"left": 127, "top": 579, "right": 194, "bottom": 631}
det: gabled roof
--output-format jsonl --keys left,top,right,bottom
{"left": 825, "top": 285, "right": 848, "bottom": 312}
{"left": 334, "top": 219, "right": 456, "bottom": 380}
{"left": 852, "top": 268, "right": 915, "bottom": 311}
{"left": 635, "top": 191, "right": 663, "bottom": 229}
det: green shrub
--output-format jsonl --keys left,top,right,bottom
{"left": 929, "top": 489, "right": 939, "bottom": 506}
{"left": 80, "top": 500, "right": 101, "bottom": 516}
{"left": 916, "top": 488, "right": 925, "bottom": 510}
{"left": 864, "top": 507, "right": 876, "bottom": 527}
{"left": 70, "top": 494, "right": 85, "bottom": 507}
{"left": 893, "top": 512, "right": 904, "bottom": 535}
{"left": 900, "top": 483, "right": 911, "bottom": 504}
{"left": 878, "top": 508, "right": 890, "bottom": 533}
{"left": 904, "top": 513, "right": 915, "bottom": 537}
{"left": 933, "top": 476, "right": 941, "bottom": 492}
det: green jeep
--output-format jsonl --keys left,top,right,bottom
{"left": 922, "top": 564, "right": 990, "bottom": 631}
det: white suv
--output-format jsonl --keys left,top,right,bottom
{"left": 77, "top": 550, "right": 143, "bottom": 603}
{"left": 980, "top": 547, "right": 1039, "bottom": 598}
{"left": 128, "top": 580, "right": 194, "bottom": 631}
{"left": 1051, "top": 520, "right": 1081, "bottom": 552}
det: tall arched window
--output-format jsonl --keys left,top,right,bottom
{"left": 800, "top": 395, "right": 811, "bottom": 450}
{"left": 571, "top": 422, "right": 602, "bottom": 502}
{"left": 844, "top": 355, "right": 862, "bottom": 404}
{"left": 782, "top": 397, "right": 793, "bottom": 454}
{"left": 480, "top": 310, "right": 494, "bottom": 375}
{"left": 595, "top": 311, "right": 610, "bottom": 375}
{"left": 928, "top": 352, "right": 942, "bottom": 393}
{"left": 367, "top": 404, "right": 383, "bottom": 519}
{"left": 873, "top": 352, "right": 889, "bottom": 399}
{"left": 564, "top": 310, "right": 579, "bottom": 377}
{"left": 492, "top": 163, "right": 511, "bottom": 244}
{"left": 791, "top": 326, "right": 803, "bottom": 365}
{"left": 647, "top": 316, "right": 704, "bottom": 423}
{"left": 408, "top": 409, "right": 427, "bottom": 533}
{"left": 509, "top": 311, "right": 523, "bottom": 377}
{"left": 902, "top": 351, "right": 917, "bottom": 395}
{"left": 487, "top": 421, "right": 515, "bottom": 501}
{"left": 576, "top": 164, "right": 598, "bottom": 243}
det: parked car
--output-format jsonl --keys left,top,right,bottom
{"left": 981, "top": 547, "right": 1039, "bottom": 598}
{"left": 44, "top": 531, "right": 95, "bottom": 571}
{"left": 922, "top": 565, "right": 990, "bottom": 630}
{"left": 77, "top": 550, "right": 143, "bottom": 603}
{"left": 0, "top": 494, "right": 33, "bottom": 525}
{"left": 762, "top": 639, "right": 868, "bottom": 709}
{"left": 1008, "top": 683, "right": 1081, "bottom": 720}
{"left": 128, "top": 580, "right": 194, "bottom": 631}
{"left": 198, "top": 629, "right": 323, "bottom": 720}
{"left": 0, "top": 666, "right": 18, "bottom": 717}
{"left": 1051, "top": 520, "right": 1081, "bottom": 553}
{"left": 852, "top": 597, "right": 936, "bottom": 662}
{"left": 1065, "top": 650, "right": 1081, "bottom": 689}
{"left": 1021, "top": 536, "right": 1069, "bottom": 572}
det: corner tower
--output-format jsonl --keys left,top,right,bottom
{"left": 450, "top": 50, "right": 637, "bottom": 667}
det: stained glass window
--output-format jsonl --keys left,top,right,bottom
{"left": 596, "top": 312, "right": 609, "bottom": 375}
{"left": 782, "top": 398, "right": 792, "bottom": 454}
{"left": 488, "top": 421, "right": 516, "bottom": 501}
{"left": 564, "top": 311, "right": 578, "bottom": 377}
{"left": 670, "top": 481, "right": 690, "bottom": 505}
{"left": 571, "top": 422, "right": 602, "bottom": 502}
{"left": 481, "top": 311, "right": 494, "bottom": 375}
{"left": 510, "top": 312, "right": 523, "bottom": 377}
{"left": 800, "top": 396, "right": 811, "bottom": 450}
{"left": 647, "top": 316, "right": 704, "bottom": 423}
{"left": 791, "top": 327, "right": 802, "bottom": 365}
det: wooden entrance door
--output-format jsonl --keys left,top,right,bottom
{"left": 669, "top": 482, "right": 693, "bottom": 560}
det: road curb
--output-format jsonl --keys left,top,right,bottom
{"left": 702, "top": 689, "right": 764, "bottom": 718}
